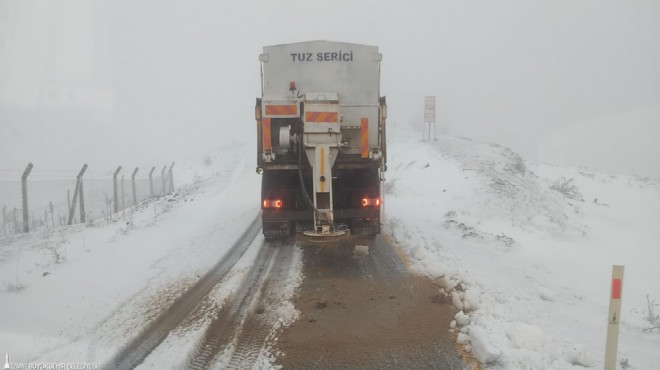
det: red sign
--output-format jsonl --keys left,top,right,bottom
{"left": 611, "top": 278, "right": 622, "bottom": 299}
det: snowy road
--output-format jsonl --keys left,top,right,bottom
{"left": 275, "top": 235, "right": 467, "bottom": 369}
{"left": 104, "top": 215, "right": 262, "bottom": 369}
{"left": 102, "top": 227, "right": 467, "bottom": 369}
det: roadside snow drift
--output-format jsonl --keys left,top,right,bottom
{"left": 386, "top": 132, "right": 660, "bottom": 370}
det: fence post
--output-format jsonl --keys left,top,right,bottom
{"left": 13, "top": 207, "right": 18, "bottom": 233}
{"left": 67, "top": 164, "right": 88, "bottom": 225}
{"left": 149, "top": 166, "right": 155, "bottom": 197}
{"left": 21, "top": 163, "right": 33, "bottom": 233}
{"left": 161, "top": 165, "right": 167, "bottom": 195}
{"left": 131, "top": 167, "right": 139, "bottom": 206}
{"left": 67, "top": 164, "right": 86, "bottom": 225}
{"left": 113, "top": 166, "right": 122, "bottom": 213}
{"left": 2, "top": 205, "right": 6, "bottom": 236}
{"left": 121, "top": 175, "right": 125, "bottom": 211}
{"left": 168, "top": 162, "right": 175, "bottom": 193}
{"left": 49, "top": 202, "right": 54, "bottom": 228}
{"left": 77, "top": 164, "right": 88, "bottom": 223}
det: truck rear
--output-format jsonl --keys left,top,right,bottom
{"left": 255, "top": 40, "right": 387, "bottom": 238}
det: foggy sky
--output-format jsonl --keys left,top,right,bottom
{"left": 1, "top": 0, "right": 659, "bottom": 180}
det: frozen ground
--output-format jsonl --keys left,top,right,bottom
{"left": 385, "top": 128, "right": 660, "bottom": 369}
{"left": 1, "top": 130, "right": 658, "bottom": 370}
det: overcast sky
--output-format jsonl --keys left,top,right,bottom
{"left": 1, "top": 0, "right": 659, "bottom": 180}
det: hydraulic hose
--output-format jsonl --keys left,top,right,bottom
{"left": 297, "top": 138, "right": 320, "bottom": 214}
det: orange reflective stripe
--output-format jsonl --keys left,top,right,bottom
{"left": 265, "top": 105, "right": 297, "bottom": 116}
{"left": 361, "top": 118, "right": 369, "bottom": 158}
{"left": 263, "top": 117, "right": 272, "bottom": 151}
{"left": 305, "top": 111, "right": 338, "bottom": 123}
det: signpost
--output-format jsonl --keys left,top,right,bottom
{"left": 424, "top": 96, "right": 436, "bottom": 141}
{"left": 604, "top": 265, "right": 624, "bottom": 370}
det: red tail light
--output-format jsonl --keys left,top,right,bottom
{"left": 361, "top": 198, "right": 381, "bottom": 207}
{"left": 263, "top": 199, "right": 283, "bottom": 209}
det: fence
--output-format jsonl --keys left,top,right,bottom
{"left": 0, "top": 162, "right": 175, "bottom": 236}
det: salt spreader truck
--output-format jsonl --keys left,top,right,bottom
{"left": 255, "top": 41, "right": 387, "bottom": 239}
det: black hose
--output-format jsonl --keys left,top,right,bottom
{"left": 297, "top": 138, "right": 319, "bottom": 214}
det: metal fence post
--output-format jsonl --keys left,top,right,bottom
{"left": 67, "top": 164, "right": 87, "bottom": 225}
{"left": 2, "top": 205, "right": 6, "bottom": 236}
{"left": 121, "top": 175, "right": 125, "bottom": 211}
{"left": 78, "top": 164, "right": 88, "bottom": 223}
{"left": 149, "top": 166, "right": 155, "bottom": 197}
{"left": 21, "top": 163, "right": 33, "bottom": 232}
{"left": 131, "top": 167, "right": 139, "bottom": 206}
{"left": 113, "top": 166, "right": 122, "bottom": 213}
{"left": 13, "top": 207, "right": 18, "bottom": 233}
{"left": 168, "top": 162, "right": 175, "bottom": 193}
{"left": 49, "top": 202, "right": 54, "bottom": 228}
{"left": 161, "top": 165, "right": 167, "bottom": 195}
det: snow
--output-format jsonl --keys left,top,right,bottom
{"left": 2, "top": 124, "right": 659, "bottom": 369}
{"left": 386, "top": 127, "right": 660, "bottom": 369}
{"left": 469, "top": 326, "right": 503, "bottom": 364}
{"left": 0, "top": 141, "right": 264, "bottom": 365}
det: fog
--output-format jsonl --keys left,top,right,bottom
{"left": 1, "top": 0, "right": 659, "bottom": 180}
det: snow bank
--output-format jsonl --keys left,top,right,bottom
{"left": 385, "top": 129, "right": 660, "bottom": 369}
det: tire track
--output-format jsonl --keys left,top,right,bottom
{"left": 225, "top": 242, "right": 295, "bottom": 369}
{"left": 186, "top": 241, "right": 296, "bottom": 369}
{"left": 102, "top": 214, "right": 262, "bottom": 370}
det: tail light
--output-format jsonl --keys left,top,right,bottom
{"left": 263, "top": 199, "right": 282, "bottom": 209}
{"left": 361, "top": 198, "right": 381, "bottom": 207}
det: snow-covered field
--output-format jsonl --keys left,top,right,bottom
{"left": 0, "top": 143, "right": 262, "bottom": 365}
{"left": 1, "top": 130, "right": 658, "bottom": 369}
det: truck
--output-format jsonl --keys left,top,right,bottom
{"left": 255, "top": 40, "right": 387, "bottom": 239}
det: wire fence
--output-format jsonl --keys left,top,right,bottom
{"left": 0, "top": 163, "right": 174, "bottom": 236}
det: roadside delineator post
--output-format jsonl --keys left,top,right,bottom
{"left": 604, "top": 265, "right": 624, "bottom": 370}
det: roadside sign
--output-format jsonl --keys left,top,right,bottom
{"left": 424, "top": 96, "right": 435, "bottom": 123}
